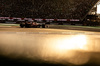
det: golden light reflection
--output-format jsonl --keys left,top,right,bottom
{"left": 41, "top": 35, "right": 89, "bottom": 65}
{"left": 0, "top": 34, "right": 91, "bottom": 65}
{"left": 56, "top": 35, "right": 87, "bottom": 50}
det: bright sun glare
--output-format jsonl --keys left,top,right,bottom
{"left": 97, "top": 4, "right": 100, "bottom": 14}
{"left": 57, "top": 35, "right": 87, "bottom": 50}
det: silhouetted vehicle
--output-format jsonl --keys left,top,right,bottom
{"left": 20, "top": 21, "right": 46, "bottom": 28}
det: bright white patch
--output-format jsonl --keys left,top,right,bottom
{"left": 97, "top": 5, "right": 100, "bottom": 14}
{"left": 56, "top": 35, "right": 87, "bottom": 50}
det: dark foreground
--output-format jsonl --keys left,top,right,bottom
{"left": 0, "top": 53, "right": 100, "bottom": 66}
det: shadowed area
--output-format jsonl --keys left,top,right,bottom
{"left": 0, "top": 0, "right": 99, "bottom": 19}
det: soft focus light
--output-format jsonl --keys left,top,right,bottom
{"left": 0, "top": 34, "right": 90, "bottom": 65}
{"left": 97, "top": 5, "right": 100, "bottom": 14}
{"left": 56, "top": 35, "right": 87, "bottom": 50}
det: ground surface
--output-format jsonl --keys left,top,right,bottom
{"left": 0, "top": 24, "right": 100, "bottom": 66}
